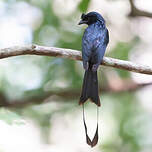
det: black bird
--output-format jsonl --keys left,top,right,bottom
{"left": 78, "top": 12, "right": 109, "bottom": 147}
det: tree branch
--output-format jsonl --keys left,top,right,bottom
{"left": 128, "top": 0, "right": 152, "bottom": 18}
{"left": 1, "top": 44, "right": 152, "bottom": 75}
{"left": 1, "top": 81, "right": 152, "bottom": 108}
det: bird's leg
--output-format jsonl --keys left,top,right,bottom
{"left": 92, "top": 63, "right": 99, "bottom": 72}
{"left": 83, "top": 61, "right": 89, "bottom": 70}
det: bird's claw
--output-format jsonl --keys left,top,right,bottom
{"left": 83, "top": 62, "right": 89, "bottom": 70}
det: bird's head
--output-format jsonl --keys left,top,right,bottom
{"left": 78, "top": 12, "right": 105, "bottom": 26}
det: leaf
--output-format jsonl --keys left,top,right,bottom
{"left": 78, "top": 0, "right": 91, "bottom": 12}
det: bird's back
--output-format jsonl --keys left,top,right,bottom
{"left": 82, "top": 21, "right": 108, "bottom": 65}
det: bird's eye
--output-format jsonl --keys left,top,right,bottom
{"left": 83, "top": 16, "right": 88, "bottom": 21}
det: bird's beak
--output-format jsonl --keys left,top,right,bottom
{"left": 78, "top": 20, "right": 87, "bottom": 25}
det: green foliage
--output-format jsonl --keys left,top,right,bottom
{"left": 108, "top": 37, "right": 140, "bottom": 78}
{"left": 109, "top": 37, "right": 139, "bottom": 60}
{"left": 78, "top": 0, "right": 91, "bottom": 12}
{"left": 100, "top": 92, "right": 146, "bottom": 152}
{"left": 32, "top": 0, "right": 60, "bottom": 44}
{"left": 0, "top": 108, "right": 24, "bottom": 125}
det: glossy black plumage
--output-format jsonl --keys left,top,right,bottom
{"left": 78, "top": 12, "right": 109, "bottom": 147}
{"left": 79, "top": 12, "right": 109, "bottom": 106}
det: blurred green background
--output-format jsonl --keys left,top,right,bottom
{"left": 0, "top": 0, "right": 152, "bottom": 152}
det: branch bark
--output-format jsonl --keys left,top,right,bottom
{"left": 1, "top": 44, "right": 152, "bottom": 75}
{"left": 128, "top": 0, "right": 152, "bottom": 18}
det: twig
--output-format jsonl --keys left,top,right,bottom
{"left": 0, "top": 44, "right": 152, "bottom": 75}
{"left": 128, "top": 0, "right": 152, "bottom": 18}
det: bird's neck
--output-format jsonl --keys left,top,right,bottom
{"left": 88, "top": 21, "right": 105, "bottom": 29}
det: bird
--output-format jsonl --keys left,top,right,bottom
{"left": 78, "top": 12, "right": 109, "bottom": 147}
